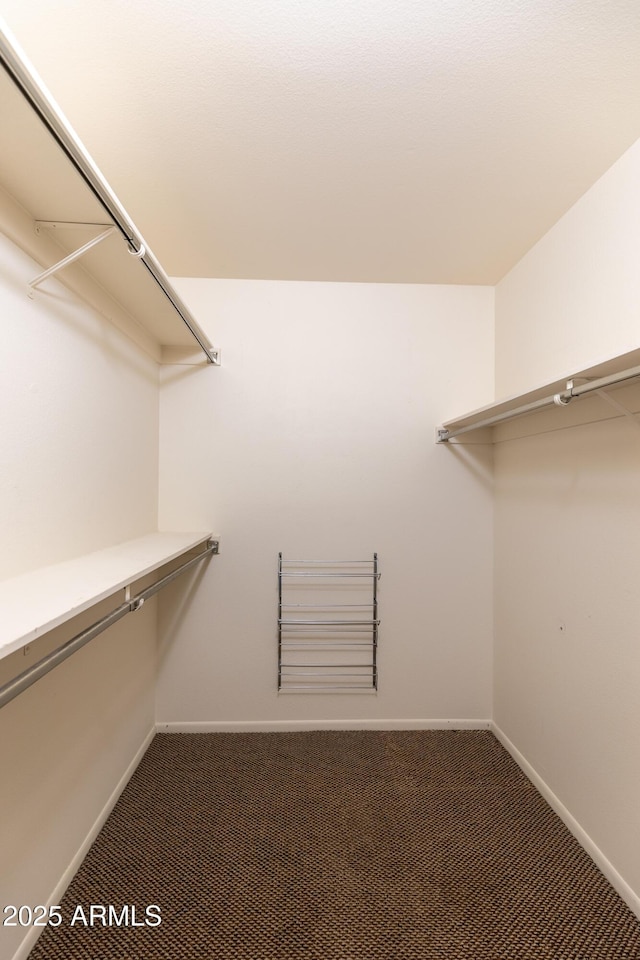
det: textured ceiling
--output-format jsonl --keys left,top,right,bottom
{"left": 1, "top": 0, "right": 639, "bottom": 284}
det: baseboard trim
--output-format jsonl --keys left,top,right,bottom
{"left": 491, "top": 721, "right": 640, "bottom": 921}
{"left": 156, "top": 718, "right": 492, "bottom": 733}
{"left": 12, "top": 726, "right": 156, "bottom": 960}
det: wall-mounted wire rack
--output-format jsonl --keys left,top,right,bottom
{"left": 277, "top": 553, "right": 380, "bottom": 692}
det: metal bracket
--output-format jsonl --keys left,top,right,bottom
{"left": 436, "top": 428, "right": 450, "bottom": 443}
{"left": 35, "top": 220, "right": 112, "bottom": 233}
{"left": 29, "top": 224, "right": 117, "bottom": 297}
{"left": 553, "top": 380, "right": 574, "bottom": 406}
{"left": 595, "top": 389, "right": 640, "bottom": 434}
{"left": 209, "top": 348, "right": 221, "bottom": 366}
{"left": 208, "top": 539, "right": 220, "bottom": 555}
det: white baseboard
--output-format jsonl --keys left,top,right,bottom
{"left": 157, "top": 718, "right": 491, "bottom": 733}
{"left": 12, "top": 726, "right": 156, "bottom": 960}
{"left": 491, "top": 721, "right": 640, "bottom": 921}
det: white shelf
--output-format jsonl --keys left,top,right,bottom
{"left": 0, "top": 532, "right": 213, "bottom": 662}
{"left": 0, "top": 30, "right": 216, "bottom": 365}
{"left": 438, "top": 347, "right": 640, "bottom": 442}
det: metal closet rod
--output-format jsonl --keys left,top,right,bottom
{"left": 280, "top": 572, "right": 380, "bottom": 578}
{"left": 0, "top": 28, "right": 218, "bottom": 366}
{"left": 281, "top": 559, "right": 377, "bottom": 564}
{"left": 0, "top": 539, "right": 218, "bottom": 712}
{"left": 437, "top": 363, "right": 640, "bottom": 442}
{"left": 284, "top": 684, "right": 372, "bottom": 688}
{"left": 281, "top": 603, "right": 373, "bottom": 608}
{"left": 278, "top": 620, "right": 380, "bottom": 627}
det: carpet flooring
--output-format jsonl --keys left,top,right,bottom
{"left": 28, "top": 730, "right": 640, "bottom": 959}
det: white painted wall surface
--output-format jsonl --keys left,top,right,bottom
{"left": 0, "top": 225, "right": 160, "bottom": 959}
{"left": 157, "top": 279, "right": 494, "bottom": 726}
{"left": 0, "top": 230, "right": 159, "bottom": 580}
{"left": 0, "top": 602, "right": 157, "bottom": 960}
{"left": 495, "top": 137, "right": 640, "bottom": 397}
{"left": 494, "top": 416, "right": 640, "bottom": 907}
{"left": 493, "top": 142, "right": 640, "bottom": 909}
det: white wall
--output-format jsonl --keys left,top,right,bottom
{"left": 157, "top": 279, "right": 494, "bottom": 727}
{"left": 495, "top": 138, "right": 640, "bottom": 397}
{"left": 493, "top": 137, "right": 640, "bottom": 911}
{"left": 0, "top": 229, "right": 159, "bottom": 581}
{"left": 0, "top": 225, "right": 160, "bottom": 960}
{"left": 0, "top": 602, "right": 157, "bottom": 960}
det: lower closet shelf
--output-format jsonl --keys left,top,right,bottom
{"left": 0, "top": 531, "right": 215, "bottom": 662}
{"left": 0, "top": 531, "right": 219, "bottom": 711}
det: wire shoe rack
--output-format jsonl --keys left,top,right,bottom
{"left": 277, "top": 553, "right": 380, "bottom": 692}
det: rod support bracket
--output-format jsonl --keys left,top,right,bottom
{"left": 436, "top": 428, "right": 450, "bottom": 443}
{"left": 127, "top": 241, "right": 146, "bottom": 259}
{"left": 553, "top": 379, "right": 574, "bottom": 407}
{"left": 208, "top": 539, "right": 220, "bottom": 555}
{"left": 209, "top": 347, "right": 221, "bottom": 366}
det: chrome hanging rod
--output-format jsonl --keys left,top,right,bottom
{"left": 279, "top": 572, "right": 381, "bottom": 578}
{"left": 281, "top": 641, "right": 375, "bottom": 646}
{"left": 282, "top": 685, "right": 374, "bottom": 688}
{"left": 0, "top": 539, "right": 218, "bottom": 711}
{"left": 281, "top": 664, "right": 375, "bottom": 669}
{"left": 281, "top": 603, "right": 374, "bottom": 608}
{"left": 280, "top": 671, "right": 375, "bottom": 677}
{"left": 279, "top": 619, "right": 380, "bottom": 626}
{"left": 437, "top": 364, "right": 640, "bottom": 442}
{"left": 0, "top": 26, "right": 219, "bottom": 366}
{"left": 281, "top": 559, "right": 378, "bottom": 565}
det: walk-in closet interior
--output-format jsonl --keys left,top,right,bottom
{"left": 1, "top": 3, "right": 639, "bottom": 958}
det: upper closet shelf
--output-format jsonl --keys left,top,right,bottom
{"left": 0, "top": 26, "right": 219, "bottom": 366}
{"left": 0, "top": 532, "right": 215, "bottom": 663}
{"left": 437, "top": 349, "right": 640, "bottom": 443}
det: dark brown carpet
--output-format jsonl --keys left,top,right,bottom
{"left": 29, "top": 730, "right": 640, "bottom": 959}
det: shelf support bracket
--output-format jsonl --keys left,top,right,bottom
{"left": 28, "top": 225, "right": 117, "bottom": 298}
{"left": 595, "top": 389, "right": 640, "bottom": 435}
